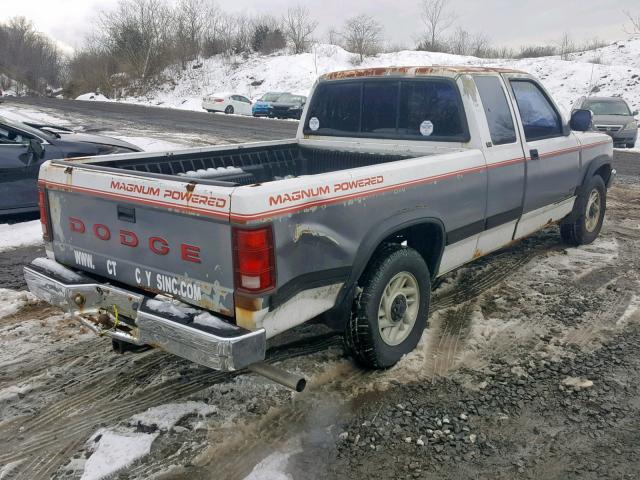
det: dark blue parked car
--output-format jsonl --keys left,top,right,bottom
{"left": 252, "top": 92, "right": 286, "bottom": 117}
{"left": 0, "top": 115, "right": 141, "bottom": 215}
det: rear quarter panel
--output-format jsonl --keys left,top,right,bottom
{"left": 231, "top": 148, "right": 488, "bottom": 301}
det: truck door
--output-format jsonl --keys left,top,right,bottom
{"left": 504, "top": 75, "right": 581, "bottom": 238}
{"left": 471, "top": 74, "right": 525, "bottom": 254}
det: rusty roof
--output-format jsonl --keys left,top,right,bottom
{"left": 320, "top": 65, "right": 527, "bottom": 81}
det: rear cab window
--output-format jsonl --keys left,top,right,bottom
{"left": 304, "top": 77, "right": 469, "bottom": 142}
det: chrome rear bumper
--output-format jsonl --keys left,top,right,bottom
{"left": 24, "top": 258, "right": 266, "bottom": 371}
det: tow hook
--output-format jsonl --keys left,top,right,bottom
{"left": 248, "top": 363, "right": 307, "bottom": 392}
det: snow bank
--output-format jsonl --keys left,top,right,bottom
{"left": 121, "top": 40, "right": 640, "bottom": 117}
{"left": 0, "top": 221, "right": 43, "bottom": 252}
{"left": 76, "top": 92, "right": 111, "bottom": 102}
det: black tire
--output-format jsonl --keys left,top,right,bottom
{"left": 344, "top": 244, "right": 431, "bottom": 369}
{"left": 225, "top": 105, "right": 234, "bottom": 114}
{"left": 560, "top": 174, "right": 606, "bottom": 246}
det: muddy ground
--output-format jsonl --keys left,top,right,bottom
{"left": 0, "top": 101, "right": 639, "bottom": 479}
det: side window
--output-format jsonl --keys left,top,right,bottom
{"left": 473, "top": 76, "right": 517, "bottom": 145}
{"left": 510, "top": 80, "right": 563, "bottom": 141}
{"left": 0, "top": 126, "right": 29, "bottom": 144}
{"left": 240, "top": 96, "right": 250, "bottom": 104}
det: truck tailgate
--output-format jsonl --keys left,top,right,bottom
{"left": 42, "top": 163, "right": 235, "bottom": 316}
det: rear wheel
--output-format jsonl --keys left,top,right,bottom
{"left": 225, "top": 105, "right": 234, "bottom": 114}
{"left": 560, "top": 175, "right": 606, "bottom": 246}
{"left": 344, "top": 244, "right": 430, "bottom": 369}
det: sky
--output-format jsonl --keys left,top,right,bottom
{"left": 2, "top": 0, "right": 638, "bottom": 53}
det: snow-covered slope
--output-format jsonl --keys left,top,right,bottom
{"left": 125, "top": 40, "right": 640, "bottom": 117}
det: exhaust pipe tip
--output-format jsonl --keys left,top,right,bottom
{"left": 248, "top": 363, "right": 307, "bottom": 392}
{"left": 294, "top": 378, "right": 307, "bottom": 393}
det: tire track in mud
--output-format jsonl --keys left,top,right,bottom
{"left": 0, "top": 233, "right": 560, "bottom": 480}
{"left": 0, "top": 335, "right": 342, "bottom": 480}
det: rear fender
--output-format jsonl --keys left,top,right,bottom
{"left": 324, "top": 208, "right": 446, "bottom": 329}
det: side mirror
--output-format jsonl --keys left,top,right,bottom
{"left": 633, "top": 110, "right": 639, "bottom": 116}
{"left": 570, "top": 109, "right": 593, "bottom": 132}
{"left": 28, "top": 138, "right": 44, "bottom": 160}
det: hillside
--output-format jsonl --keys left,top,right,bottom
{"left": 121, "top": 39, "right": 640, "bottom": 116}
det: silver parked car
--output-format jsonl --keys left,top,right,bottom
{"left": 573, "top": 96, "right": 638, "bottom": 148}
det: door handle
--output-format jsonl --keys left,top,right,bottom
{"left": 530, "top": 149, "right": 540, "bottom": 161}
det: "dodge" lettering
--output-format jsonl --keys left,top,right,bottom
{"left": 69, "top": 218, "right": 202, "bottom": 263}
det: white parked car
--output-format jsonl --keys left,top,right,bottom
{"left": 202, "top": 93, "right": 252, "bottom": 115}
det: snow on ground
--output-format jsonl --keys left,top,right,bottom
{"left": 0, "top": 104, "right": 70, "bottom": 126}
{"left": 80, "top": 429, "right": 157, "bottom": 480}
{"left": 76, "top": 401, "right": 217, "bottom": 479}
{"left": 129, "top": 401, "right": 217, "bottom": 431}
{"left": 243, "top": 439, "right": 302, "bottom": 480}
{"left": 122, "top": 40, "right": 640, "bottom": 117}
{"left": 111, "top": 135, "right": 186, "bottom": 152}
{"left": 0, "top": 221, "right": 43, "bottom": 253}
{"left": 0, "top": 288, "right": 38, "bottom": 319}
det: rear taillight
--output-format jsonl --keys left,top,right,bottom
{"left": 232, "top": 226, "right": 276, "bottom": 293}
{"left": 38, "top": 183, "right": 51, "bottom": 241}
{"left": 214, "top": 98, "right": 225, "bottom": 103}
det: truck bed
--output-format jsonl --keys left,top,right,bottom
{"left": 80, "top": 142, "right": 412, "bottom": 186}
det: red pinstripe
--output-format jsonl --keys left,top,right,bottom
{"left": 42, "top": 140, "right": 610, "bottom": 224}
{"left": 43, "top": 180, "right": 230, "bottom": 220}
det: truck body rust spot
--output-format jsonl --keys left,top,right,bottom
{"left": 321, "top": 65, "right": 526, "bottom": 81}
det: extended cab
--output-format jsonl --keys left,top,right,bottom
{"left": 25, "top": 67, "right": 614, "bottom": 387}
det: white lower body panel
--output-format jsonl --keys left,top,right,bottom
{"left": 438, "top": 197, "right": 576, "bottom": 276}
{"left": 514, "top": 197, "right": 576, "bottom": 240}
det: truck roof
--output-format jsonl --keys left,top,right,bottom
{"left": 320, "top": 65, "right": 526, "bottom": 81}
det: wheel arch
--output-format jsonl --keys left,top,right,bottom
{"left": 580, "top": 154, "right": 613, "bottom": 192}
{"left": 323, "top": 209, "right": 446, "bottom": 330}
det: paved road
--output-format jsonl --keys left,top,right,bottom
{"left": 613, "top": 149, "right": 640, "bottom": 177}
{"left": 3, "top": 97, "right": 298, "bottom": 142}
{"left": 5, "top": 96, "right": 638, "bottom": 173}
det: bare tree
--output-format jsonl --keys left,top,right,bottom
{"left": 340, "top": 14, "right": 383, "bottom": 63}
{"left": 624, "top": 10, "right": 640, "bottom": 34}
{"left": 98, "top": 0, "right": 173, "bottom": 81}
{"left": 470, "top": 32, "right": 490, "bottom": 57}
{"left": 558, "top": 32, "right": 575, "bottom": 60}
{"left": 419, "top": 0, "right": 456, "bottom": 51}
{"left": 174, "top": 0, "right": 211, "bottom": 68}
{"left": 283, "top": 4, "right": 318, "bottom": 54}
{"left": 448, "top": 27, "right": 470, "bottom": 55}
{"left": 0, "top": 16, "right": 63, "bottom": 94}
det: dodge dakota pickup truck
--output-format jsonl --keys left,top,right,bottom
{"left": 24, "top": 66, "right": 614, "bottom": 389}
